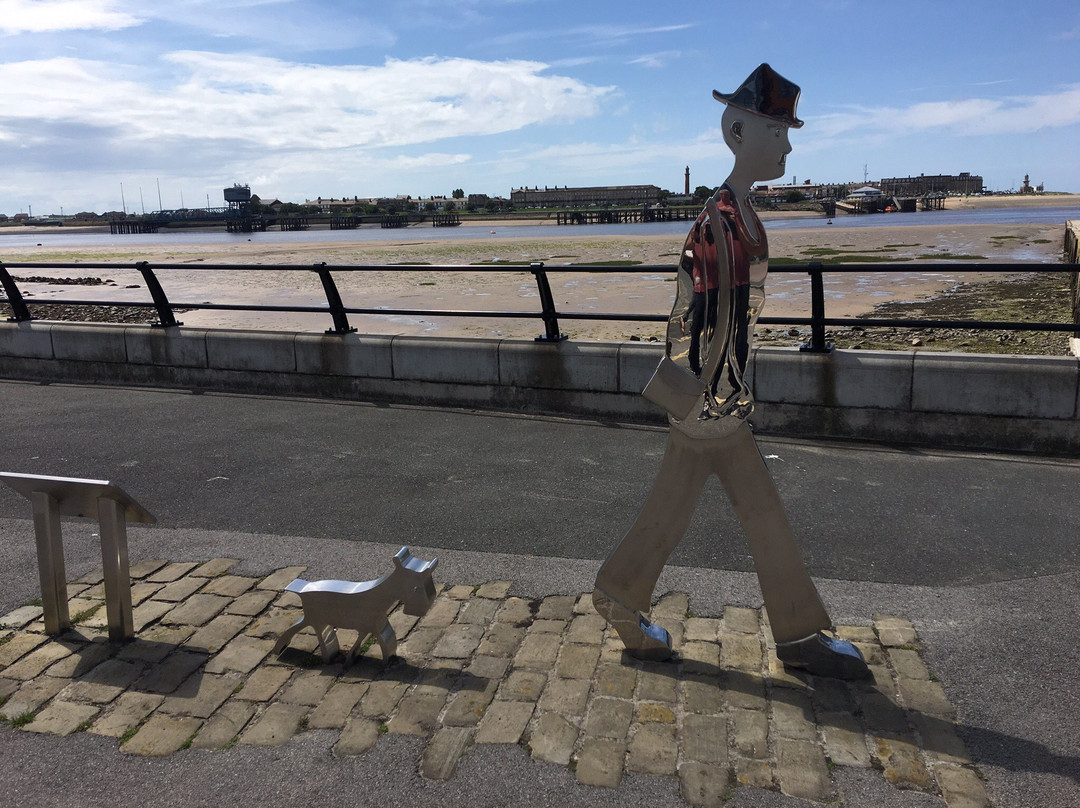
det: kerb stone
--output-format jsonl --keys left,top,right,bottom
{"left": 1, "top": 677, "right": 66, "bottom": 720}
{"left": 513, "top": 633, "right": 561, "bottom": 669}
{"left": 162, "top": 594, "right": 230, "bottom": 627}
{"left": 89, "top": 692, "right": 164, "bottom": 738}
{"left": 159, "top": 672, "right": 238, "bottom": 718}
{"left": 205, "top": 635, "right": 273, "bottom": 674}
{"left": 279, "top": 670, "right": 335, "bottom": 706}
{"left": 240, "top": 702, "right": 308, "bottom": 746}
{"left": 775, "top": 738, "right": 833, "bottom": 802}
{"left": 185, "top": 615, "right": 251, "bottom": 654}
{"left": 190, "top": 700, "right": 257, "bottom": 749}
{"left": 821, "top": 710, "right": 872, "bottom": 767}
{"left": 935, "top": 763, "right": 992, "bottom": 808}
{"left": 308, "top": 682, "right": 368, "bottom": 730}
{"left": 122, "top": 714, "right": 202, "bottom": 756}
{"left": 430, "top": 623, "right": 485, "bottom": 659}
{"left": 529, "top": 711, "right": 578, "bottom": 765}
{"left": 555, "top": 643, "right": 600, "bottom": 680}
{"left": 680, "top": 761, "right": 731, "bottom": 808}
{"left": 628, "top": 723, "right": 678, "bottom": 776}
{"left": 24, "top": 701, "right": 99, "bottom": 735}
{"left": 335, "top": 716, "right": 380, "bottom": 757}
{"left": 0, "top": 633, "right": 49, "bottom": 667}
{"left": 257, "top": 567, "right": 307, "bottom": 591}
{"left": 421, "top": 727, "right": 474, "bottom": 780}
{"left": 475, "top": 700, "right": 533, "bottom": 744}
{"left": 683, "top": 713, "right": 727, "bottom": 765}
{"left": 575, "top": 738, "right": 625, "bottom": 788}
{"left": 387, "top": 686, "right": 447, "bottom": 736}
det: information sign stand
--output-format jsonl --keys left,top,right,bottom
{"left": 0, "top": 473, "right": 156, "bottom": 642}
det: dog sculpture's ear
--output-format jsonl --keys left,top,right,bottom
{"left": 394, "top": 546, "right": 437, "bottom": 574}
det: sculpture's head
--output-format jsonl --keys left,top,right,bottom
{"left": 714, "top": 63, "right": 801, "bottom": 183}
{"left": 393, "top": 547, "right": 439, "bottom": 616}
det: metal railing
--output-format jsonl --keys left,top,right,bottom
{"left": 1, "top": 259, "right": 1076, "bottom": 350}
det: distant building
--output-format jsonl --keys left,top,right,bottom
{"left": 755, "top": 180, "right": 853, "bottom": 201}
{"left": 879, "top": 173, "right": 983, "bottom": 196}
{"left": 224, "top": 184, "right": 251, "bottom": 210}
{"left": 306, "top": 196, "right": 378, "bottom": 212}
{"left": 417, "top": 196, "right": 455, "bottom": 212}
{"left": 1019, "top": 174, "right": 1044, "bottom": 194}
{"left": 510, "top": 184, "right": 664, "bottom": 208}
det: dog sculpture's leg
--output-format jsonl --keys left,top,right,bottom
{"left": 375, "top": 620, "right": 398, "bottom": 663}
{"left": 314, "top": 623, "right": 340, "bottom": 662}
{"left": 272, "top": 616, "right": 310, "bottom": 656}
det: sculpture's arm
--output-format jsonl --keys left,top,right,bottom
{"left": 697, "top": 196, "right": 735, "bottom": 389}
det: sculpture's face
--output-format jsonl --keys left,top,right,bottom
{"left": 730, "top": 112, "right": 792, "bottom": 182}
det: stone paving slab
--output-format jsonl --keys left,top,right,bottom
{"left": 0, "top": 560, "right": 991, "bottom": 807}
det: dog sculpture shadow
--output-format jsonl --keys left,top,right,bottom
{"left": 272, "top": 546, "right": 439, "bottom": 664}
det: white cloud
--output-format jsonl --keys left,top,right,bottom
{"left": 127, "top": 1, "right": 395, "bottom": 51}
{"left": 0, "top": 53, "right": 614, "bottom": 153}
{"left": 628, "top": 50, "right": 681, "bottom": 69}
{"left": 0, "top": 0, "right": 141, "bottom": 34}
{"left": 813, "top": 85, "right": 1080, "bottom": 140}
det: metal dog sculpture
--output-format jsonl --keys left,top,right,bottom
{"left": 272, "top": 546, "right": 438, "bottom": 663}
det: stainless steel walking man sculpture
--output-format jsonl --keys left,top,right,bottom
{"left": 593, "top": 64, "right": 869, "bottom": 679}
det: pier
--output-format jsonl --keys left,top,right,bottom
{"left": 432, "top": 213, "right": 461, "bottom": 227}
{"left": 555, "top": 205, "right": 699, "bottom": 225}
{"left": 835, "top": 194, "right": 944, "bottom": 215}
{"left": 109, "top": 220, "right": 160, "bottom": 234}
{"left": 225, "top": 218, "right": 267, "bottom": 233}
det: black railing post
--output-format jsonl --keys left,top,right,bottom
{"left": 530, "top": 261, "right": 567, "bottom": 342}
{"left": 312, "top": 263, "right": 356, "bottom": 334}
{"left": 0, "top": 262, "right": 33, "bottom": 322}
{"left": 799, "top": 260, "right": 833, "bottom": 353}
{"left": 135, "top": 261, "right": 182, "bottom": 327}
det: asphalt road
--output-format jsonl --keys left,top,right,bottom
{"left": 1, "top": 379, "right": 1077, "bottom": 589}
{"left": 3, "top": 379, "right": 1080, "bottom": 807}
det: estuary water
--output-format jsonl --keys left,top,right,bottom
{"left": 1, "top": 204, "right": 1078, "bottom": 251}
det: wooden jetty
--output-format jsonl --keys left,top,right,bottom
{"left": 279, "top": 217, "right": 309, "bottom": 231}
{"left": 836, "top": 194, "right": 943, "bottom": 215}
{"left": 380, "top": 215, "right": 409, "bottom": 229}
{"left": 555, "top": 205, "right": 699, "bottom": 226}
{"left": 110, "top": 220, "right": 159, "bottom": 234}
{"left": 226, "top": 218, "right": 267, "bottom": 233}
{"left": 432, "top": 213, "right": 461, "bottom": 227}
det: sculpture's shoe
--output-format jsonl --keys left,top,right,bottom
{"left": 776, "top": 632, "right": 871, "bottom": 680}
{"left": 592, "top": 588, "right": 673, "bottom": 661}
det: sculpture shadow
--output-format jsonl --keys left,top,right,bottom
{"left": 643, "top": 655, "right": 1080, "bottom": 786}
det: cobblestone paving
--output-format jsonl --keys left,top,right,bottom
{"left": 0, "top": 560, "right": 991, "bottom": 807}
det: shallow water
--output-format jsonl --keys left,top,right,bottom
{"left": 2, "top": 205, "right": 1078, "bottom": 250}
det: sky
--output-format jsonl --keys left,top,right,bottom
{"left": 2, "top": 0, "right": 1079, "bottom": 216}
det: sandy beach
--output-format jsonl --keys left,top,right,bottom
{"left": 1, "top": 195, "right": 1073, "bottom": 342}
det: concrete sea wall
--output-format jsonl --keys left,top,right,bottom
{"left": 1, "top": 320, "right": 1078, "bottom": 455}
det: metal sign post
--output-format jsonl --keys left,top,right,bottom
{"left": 0, "top": 473, "right": 156, "bottom": 642}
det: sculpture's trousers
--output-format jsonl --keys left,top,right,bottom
{"left": 595, "top": 421, "right": 831, "bottom": 644}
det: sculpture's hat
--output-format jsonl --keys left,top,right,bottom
{"left": 713, "top": 63, "right": 803, "bottom": 128}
